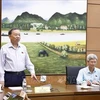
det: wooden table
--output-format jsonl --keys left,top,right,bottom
{"left": 1, "top": 85, "right": 100, "bottom": 100}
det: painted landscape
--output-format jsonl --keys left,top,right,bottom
{"left": 1, "top": 0, "right": 87, "bottom": 74}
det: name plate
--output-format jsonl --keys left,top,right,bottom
{"left": 34, "top": 87, "right": 51, "bottom": 93}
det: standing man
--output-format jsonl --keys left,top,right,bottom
{"left": 76, "top": 53, "right": 100, "bottom": 86}
{"left": 0, "top": 28, "right": 37, "bottom": 87}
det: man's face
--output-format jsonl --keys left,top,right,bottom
{"left": 88, "top": 59, "right": 97, "bottom": 68}
{"left": 9, "top": 29, "right": 21, "bottom": 43}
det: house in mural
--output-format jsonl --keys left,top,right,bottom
{"left": 31, "top": 23, "right": 44, "bottom": 30}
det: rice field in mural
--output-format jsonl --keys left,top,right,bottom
{"left": 1, "top": 39, "right": 86, "bottom": 74}
{"left": 24, "top": 40, "right": 86, "bottom": 74}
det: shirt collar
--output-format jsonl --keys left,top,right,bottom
{"left": 87, "top": 66, "right": 96, "bottom": 74}
{"left": 8, "top": 42, "right": 21, "bottom": 48}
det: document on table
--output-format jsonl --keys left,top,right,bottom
{"left": 34, "top": 87, "right": 51, "bottom": 93}
{"left": 91, "top": 84, "right": 99, "bottom": 87}
{"left": 34, "top": 84, "right": 52, "bottom": 93}
{"left": 8, "top": 87, "right": 23, "bottom": 91}
{"left": 77, "top": 85, "right": 93, "bottom": 89}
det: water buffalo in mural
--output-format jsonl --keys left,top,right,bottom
{"left": 38, "top": 50, "right": 49, "bottom": 57}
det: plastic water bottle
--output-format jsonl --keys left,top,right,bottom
{"left": 22, "top": 78, "right": 27, "bottom": 92}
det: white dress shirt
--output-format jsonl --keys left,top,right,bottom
{"left": 0, "top": 42, "right": 35, "bottom": 81}
{"left": 0, "top": 50, "right": 4, "bottom": 81}
{"left": 76, "top": 66, "right": 100, "bottom": 84}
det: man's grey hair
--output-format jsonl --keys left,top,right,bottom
{"left": 87, "top": 54, "right": 98, "bottom": 61}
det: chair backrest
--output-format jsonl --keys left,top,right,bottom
{"left": 66, "top": 66, "right": 85, "bottom": 84}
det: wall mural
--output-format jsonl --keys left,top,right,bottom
{"left": 1, "top": 0, "right": 87, "bottom": 74}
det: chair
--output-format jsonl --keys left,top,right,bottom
{"left": 66, "top": 66, "right": 85, "bottom": 84}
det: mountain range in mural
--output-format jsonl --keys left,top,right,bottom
{"left": 2, "top": 11, "right": 86, "bottom": 30}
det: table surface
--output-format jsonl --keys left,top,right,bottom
{"left": 0, "top": 84, "right": 100, "bottom": 99}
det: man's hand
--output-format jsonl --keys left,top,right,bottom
{"left": 31, "top": 74, "right": 39, "bottom": 82}
{"left": 0, "top": 81, "right": 4, "bottom": 89}
{"left": 92, "top": 81, "right": 99, "bottom": 85}
{"left": 87, "top": 80, "right": 92, "bottom": 86}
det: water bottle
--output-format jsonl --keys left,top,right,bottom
{"left": 22, "top": 78, "right": 27, "bottom": 92}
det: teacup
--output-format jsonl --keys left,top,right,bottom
{"left": 82, "top": 81, "right": 87, "bottom": 87}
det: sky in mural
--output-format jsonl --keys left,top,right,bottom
{"left": 2, "top": 0, "right": 87, "bottom": 21}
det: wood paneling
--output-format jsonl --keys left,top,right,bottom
{"left": 74, "top": 95, "right": 100, "bottom": 100}
{"left": 87, "top": 4, "right": 100, "bottom": 27}
{"left": 88, "top": 0, "right": 100, "bottom": 4}
{"left": 87, "top": 0, "right": 100, "bottom": 68}
{"left": 87, "top": 28, "right": 100, "bottom": 50}
{"left": 29, "top": 96, "right": 73, "bottom": 100}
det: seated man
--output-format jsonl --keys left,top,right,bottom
{"left": 76, "top": 54, "right": 100, "bottom": 86}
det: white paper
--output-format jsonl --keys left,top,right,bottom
{"left": 80, "top": 86, "right": 93, "bottom": 89}
{"left": 91, "top": 84, "right": 99, "bottom": 87}
{"left": 34, "top": 87, "right": 51, "bottom": 93}
{"left": 8, "top": 87, "right": 23, "bottom": 90}
{"left": 40, "top": 84, "right": 52, "bottom": 89}
{"left": 77, "top": 85, "right": 93, "bottom": 89}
